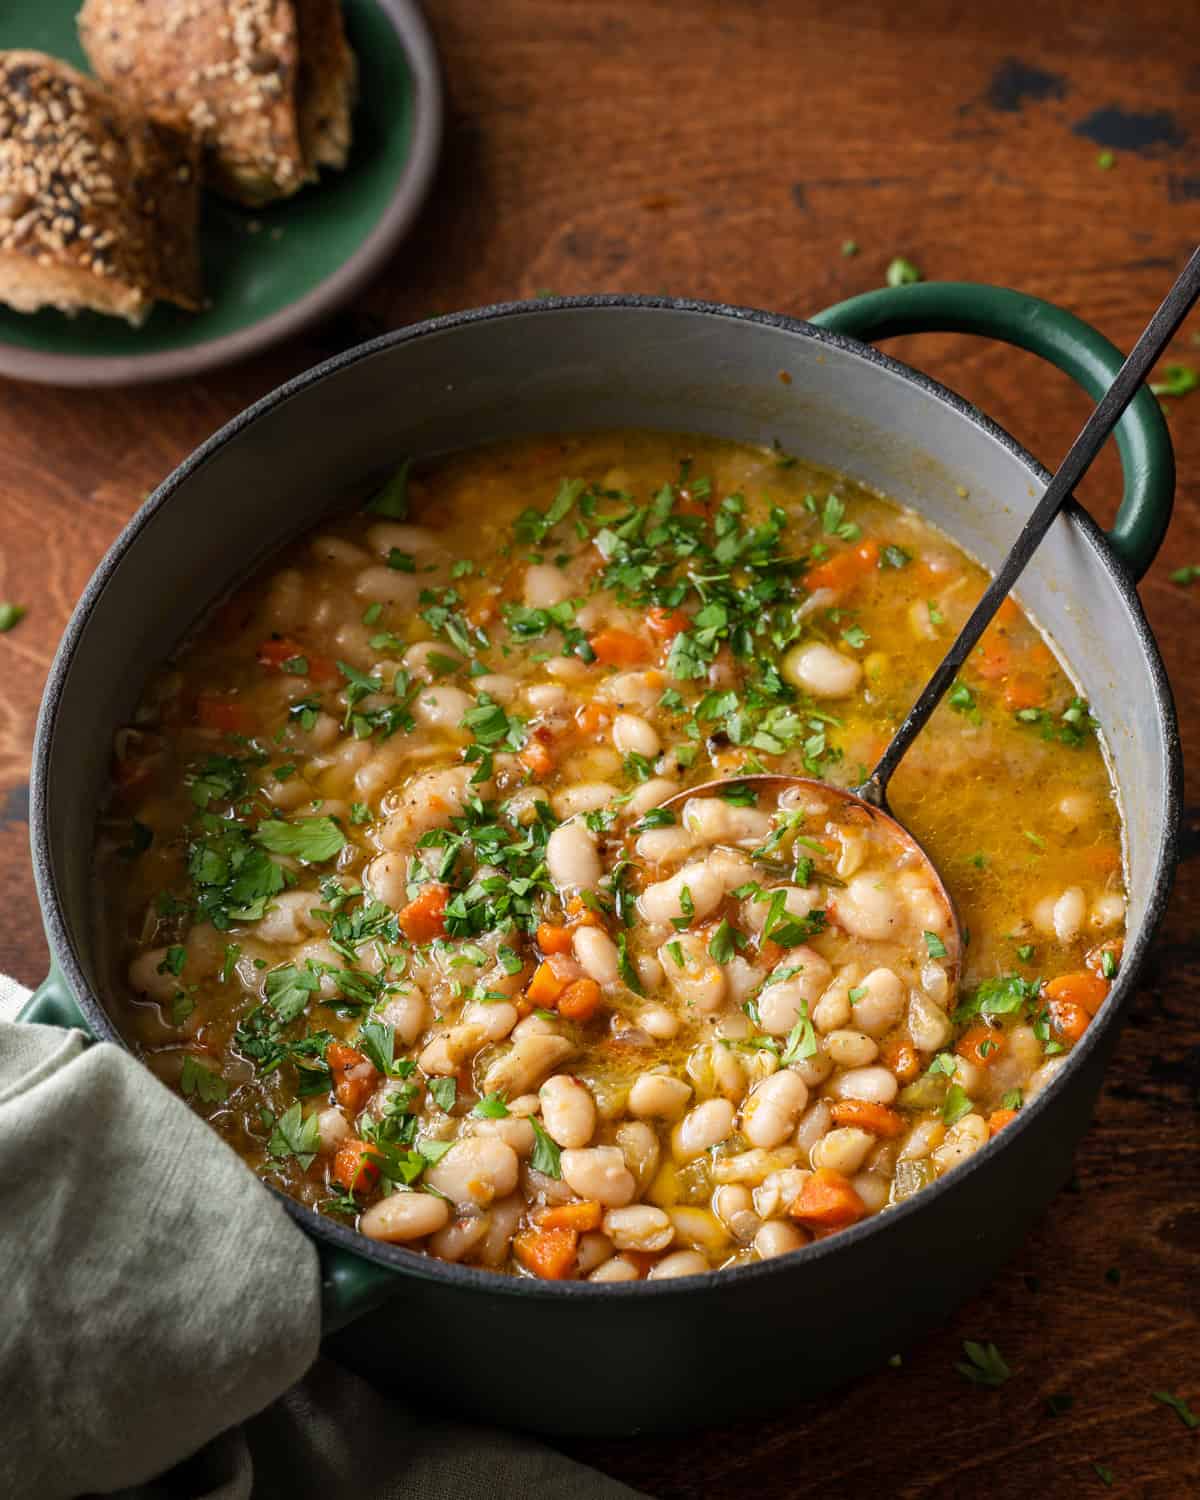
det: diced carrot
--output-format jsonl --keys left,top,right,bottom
{"left": 526, "top": 960, "right": 570, "bottom": 1007}
{"left": 565, "top": 895, "right": 603, "bottom": 928}
{"left": 1003, "top": 672, "right": 1047, "bottom": 711}
{"left": 804, "top": 539, "right": 879, "bottom": 593}
{"left": 537, "top": 923, "right": 575, "bottom": 956}
{"left": 1047, "top": 997, "right": 1091, "bottom": 1043}
{"left": 556, "top": 977, "right": 602, "bottom": 1023}
{"left": 256, "top": 636, "right": 338, "bottom": 683}
{"left": 536, "top": 1200, "right": 603, "bottom": 1232}
{"left": 1084, "top": 845, "right": 1122, "bottom": 875}
{"left": 647, "top": 606, "right": 691, "bottom": 640}
{"left": 994, "top": 595, "right": 1020, "bottom": 626}
{"left": 1028, "top": 641, "right": 1055, "bottom": 670}
{"left": 397, "top": 884, "right": 449, "bottom": 944}
{"left": 673, "top": 491, "right": 709, "bottom": 518}
{"left": 575, "top": 701, "right": 610, "bottom": 735}
{"left": 988, "top": 1108, "right": 1019, "bottom": 1137}
{"left": 1044, "top": 970, "right": 1109, "bottom": 1016}
{"left": 829, "top": 1100, "right": 906, "bottom": 1138}
{"left": 589, "top": 628, "right": 650, "bottom": 667}
{"left": 196, "top": 695, "right": 251, "bottom": 734}
{"left": 788, "top": 1168, "right": 867, "bottom": 1230}
{"left": 973, "top": 635, "right": 1012, "bottom": 681}
{"left": 332, "top": 1139, "right": 381, "bottom": 1193}
{"left": 1085, "top": 939, "right": 1123, "bottom": 978}
{"left": 466, "top": 592, "right": 498, "bottom": 626}
{"left": 326, "top": 1042, "right": 380, "bottom": 1117}
{"left": 880, "top": 1038, "right": 920, "bottom": 1085}
{"left": 956, "top": 1021, "right": 1006, "bottom": 1067}
{"left": 513, "top": 1225, "right": 579, "bottom": 1280}
{"left": 520, "top": 732, "right": 555, "bottom": 777}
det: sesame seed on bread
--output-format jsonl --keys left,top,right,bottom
{"left": 0, "top": 51, "right": 202, "bottom": 325}
{"left": 78, "top": 0, "right": 357, "bottom": 207}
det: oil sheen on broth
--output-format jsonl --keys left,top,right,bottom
{"left": 93, "top": 432, "right": 1126, "bottom": 1280}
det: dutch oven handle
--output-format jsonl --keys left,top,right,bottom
{"left": 810, "top": 282, "right": 1175, "bottom": 581}
{"left": 19, "top": 966, "right": 399, "bottom": 1329}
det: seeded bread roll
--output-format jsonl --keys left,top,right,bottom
{"left": 78, "top": 0, "right": 357, "bottom": 207}
{"left": 0, "top": 51, "right": 202, "bottom": 324}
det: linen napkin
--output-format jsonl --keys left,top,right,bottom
{"left": 0, "top": 979, "right": 645, "bottom": 1500}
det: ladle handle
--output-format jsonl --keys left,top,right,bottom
{"left": 811, "top": 281, "right": 1177, "bottom": 581}
{"left": 820, "top": 252, "right": 1200, "bottom": 802}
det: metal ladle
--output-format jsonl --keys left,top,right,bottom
{"left": 658, "top": 247, "right": 1200, "bottom": 987}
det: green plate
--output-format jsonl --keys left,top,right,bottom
{"left": 0, "top": 0, "right": 442, "bottom": 385}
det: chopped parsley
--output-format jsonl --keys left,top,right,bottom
{"left": 366, "top": 457, "right": 411, "bottom": 518}
{"left": 1152, "top": 1391, "right": 1199, "bottom": 1429}
{"left": 1149, "top": 363, "right": 1198, "bottom": 399}
{"left": 180, "top": 1056, "right": 228, "bottom": 1104}
{"left": 885, "top": 257, "right": 922, "bottom": 287}
{"left": 956, "top": 1340, "right": 1010, "bottom": 1388}
{"left": 254, "top": 815, "right": 345, "bottom": 863}
{"left": 923, "top": 930, "right": 948, "bottom": 959}
{"left": 529, "top": 1116, "right": 562, "bottom": 1178}
{"left": 268, "top": 1101, "right": 322, "bottom": 1168}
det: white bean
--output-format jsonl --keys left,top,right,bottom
{"left": 852, "top": 1172, "right": 890, "bottom": 1214}
{"left": 636, "top": 826, "right": 695, "bottom": 864}
{"left": 713, "top": 1185, "right": 761, "bottom": 1242}
{"left": 317, "top": 1108, "right": 352, "bottom": 1154}
{"left": 1052, "top": 886, "right": 1087, "bottom": 943}
{"left": 659, "top": 931, "right": 726, "bottom": 1012}
{"left": 622, "top": 777, "right": 680, "bottom": 816}
{"left": 812, "top": 974, "right": 853, "bottom": 1034}
{"left": 589, "top": 1256, "right": 640, "bottom": 1282}
{"left": 476, "top": 1194, "right": 524, "bottom": 1267}
{"left": 628, "top": 1072, "right": 692, "bottom": 1121}
{"left": 638, "top": 1004, "right": 680, "bottom": 1040}
{"left": 668, "top": 1206, "right": 730, "bottom": 1255}
{"left": 379, "top": 990, "right": 429, "bottom": 1045}
{"left": 1090, "top": 892, "right": 1125, "bottom": 930}
{"left": 932, "top": 1113, "right": 989, "bottom": 1172}
{"left": 424, "top": 1136, "right": 520, "bottom": 1208}
{"left": 603, "top": 1205, "right": 674, "bottom": 1252}
{"left": 360, "top": 1191, "right": 450, "bottom": 1243}
{"left": 681, "top": 797, "right": 773, "bottom": 846}
{"left": 256, "top": 890, "right": 324, "bottom": 945}
{"left": 366, "top": 522, "right": 439, "bottom": 556}
{"left": 848, "top": 967, "right": 905, "bottom": 1036}
{"left": 482, "top": 1034, "right": 574, "bottom": 1097}
{"left": 524, "top": 563, "right": 572, "bottom": 608}
{"left": 757, "top": 950, "right": 832, "bottom": 1035}
{"left": 546, "top": 820, "right": 601, "bottom": 891}
{"left": 639, "top": 859, "right": 725, "bottom": 924}
{"left": 907, "top": 990, "right": 952, "bottom": 1052}
{"left": 539, "top": 1074, "right": 597, "bottom": 1149}
{"left": 793, "top": 1099, "right": 833, "bottom": 1155}
{"left": 383, "top": 766, "right": 484, "bottom": 845}
{"left": 428, "top": 1215, "right": 489, "bottom": 1263}
{"left": 828, "top": 1066, "right": 899, "bottom": 1105}
{"left": 419, "top": 1024, "right": 488, "bottom": 1076}
{"left": 810, "top": 1126, "right": 874, "bottom": 1174}
{"left": 648, "top": 1250, "right": 710, "bottom": 1279}
{"left": 413, "top": 685, "right": 474, "bottom": 731}
{"left": 403, "top": 641, "right": 462, "bottom": 679}
{"left": 470, "top": 1116, "right": 535, "bottom": 1156}
{"left": 560, "top": 1146, "right": 637, "bottom": 1207}
{"left": 597, "top": 670, "right": 660, "bottom": 712}
{"left": 551, "top": 783, "right": 618, "bottom": 818}
{"left": 572, "top": 926, "right": 621, "bottom": 986}
{"left": 782, "top": 641, "right": 862, "bottom": 698}
{"left": 311, "top": 534, "right": 369, "bottom": 567}
{"left": 742, "top": 1069, "right": 810, "bottom": 1148}
{"left": 354, "top": 565, "right": 419, "bottom": 607}
{"left": 753, "top": 1221, "right": 808, "bottom": 1260}
{"left": 834, "top": 875, "right": 900, "bottom": 941}
{"left": 824, "top": 1029, "right": 879, "bottom": 1068}
{"left": 612, "top": 713, "right": 661, "bottom": 759}
{"left": 672, "top": 1098, "right": 735, "bottom": 1160}
{"left": 752, "top": 1168, "right": 811, "bottom": 1220}
{"left": 460, "top": 999, "right": 520, "bottom": 1044}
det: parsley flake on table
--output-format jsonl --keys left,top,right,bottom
{"left": 1169, "top": 564, "right": 1200, "bottom": 586}
{"left": 955, "top": 1339, "right": 1011, "bottom": 1387}
{"left": 885, "top": 257, "right": 922, "bottom": 286}
{"left": 0, "top": 602, "right": 25, "bottom": 632}
{"left": 1150, "top": 363, "right": 1198, "bottom": 398}
{"left": 1152, "top": 1390, "right": 1200, "bottom": 1429}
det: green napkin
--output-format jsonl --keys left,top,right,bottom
{"left": 0, "top": 1015, "right": 645, "bottom": 1500}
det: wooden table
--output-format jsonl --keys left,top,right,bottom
{"left": 2, "top": 1, "right": 1197, "bottom": 1494}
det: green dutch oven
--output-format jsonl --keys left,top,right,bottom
{"left": 22, "top": 281, "right": 1180, "bottom": 1433}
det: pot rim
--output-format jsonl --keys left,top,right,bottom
{"left": 30, "top": 292, "right": 1183, "bottom": 1300}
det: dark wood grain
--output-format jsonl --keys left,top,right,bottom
{"left": 1, "top": 1, "right": 1198, "bottom": 1493}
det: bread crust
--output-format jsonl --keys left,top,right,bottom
{"left": 79, "top": 0, "right": 356, "bottom": 206}
{"left": 0, "top": 50, "right": 202, "bottom": 324}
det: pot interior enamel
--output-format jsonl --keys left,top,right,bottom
{"left": 32, "top": 299, "right": 1178, "bottom": 1433}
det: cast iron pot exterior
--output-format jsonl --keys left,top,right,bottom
{"left": 26, "top": 291, "right": 1181, "bottom": 1435}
